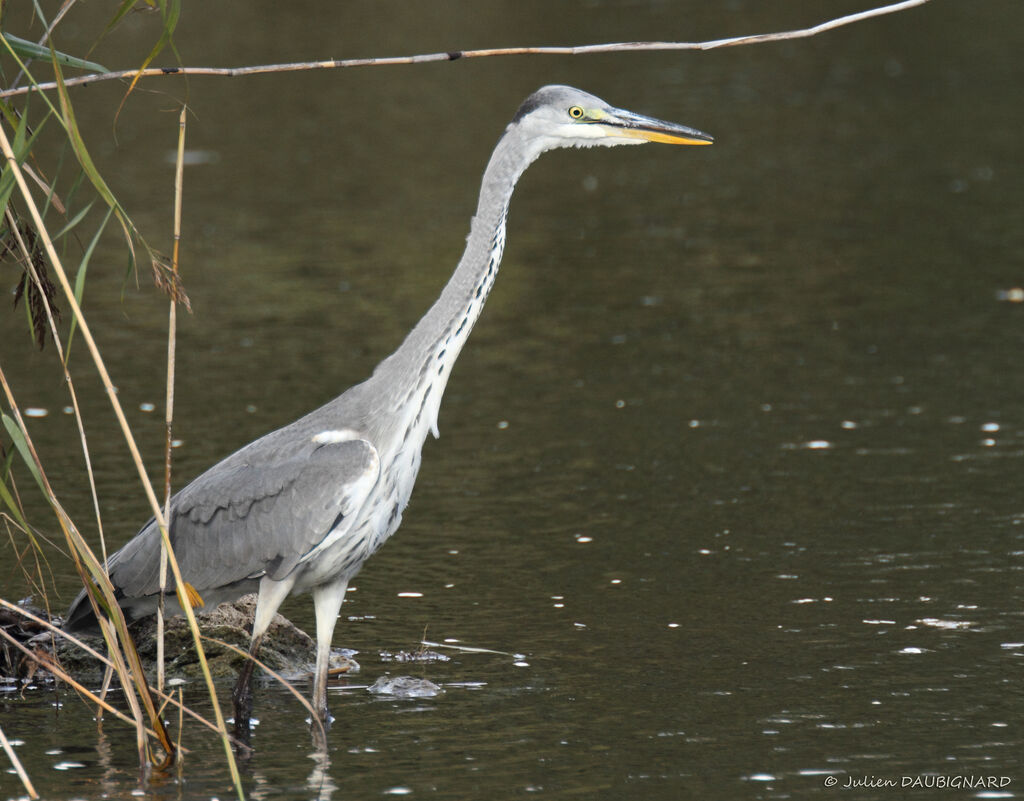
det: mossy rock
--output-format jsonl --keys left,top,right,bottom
{"left": 36, "top": 595, "right": 356, "bottom": 684}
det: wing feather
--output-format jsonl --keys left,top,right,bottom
{"left": 109, "top": 435, "right": 380, "bottom": 599}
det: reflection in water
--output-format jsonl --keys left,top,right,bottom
{"left": 306, "top": 748, "right": 337, "bottom": 801}
{"left": 247, "top": 747, "right": 337, "bottom": 800}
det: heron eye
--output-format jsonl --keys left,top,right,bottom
{"left": 568, "top": 106, "right": 585, "bottom": 120}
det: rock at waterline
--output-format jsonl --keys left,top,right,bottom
{"left": 367, "top": 675, "right": 444, "bottom": 698}
{"left": 3, "top": 595, "right": 359, "bottom": 685}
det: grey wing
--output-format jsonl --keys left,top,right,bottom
{"left": 108, "top": 436, "right": 380, "bottom": 599}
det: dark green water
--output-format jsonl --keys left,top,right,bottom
{"left": 2, "top": 1, "right": 1023, "bottom": 799}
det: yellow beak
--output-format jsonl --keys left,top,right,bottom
{"left": 603, "top": 107, "right": 713, "bottom": 146}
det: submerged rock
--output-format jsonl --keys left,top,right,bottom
{"left": 367, "top": 675, "right": 444, "bottom": 698}
{"left": 379, "top": 648, "right": 450, "bottom": 664}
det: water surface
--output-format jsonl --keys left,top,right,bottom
{"left": 2, "top": 1, "right": 1023, "bottom": 799}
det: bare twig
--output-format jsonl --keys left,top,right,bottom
{"left": 0, "top": 0, "right": 931, "bottom": 100}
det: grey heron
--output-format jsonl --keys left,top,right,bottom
{"left": 65, "top": 84, "right": 712, "bottom": 727}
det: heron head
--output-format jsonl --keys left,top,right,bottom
{"left": 511, "top": 85, "right": 713, "bottom": 152}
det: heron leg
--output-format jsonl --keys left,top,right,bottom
{"left": 311, "top": 577, "right": 349, "bottom": 725}
{"left": 232, "top": 575, "right": 296, "bottom": 736}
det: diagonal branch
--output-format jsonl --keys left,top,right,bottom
{"left": 0, "top": 0, "right": 932, "bottom": 100}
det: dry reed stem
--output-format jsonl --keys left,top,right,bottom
{"left": 0, "top": 722, "right": 38, "bottom": 799}
{"left": 0, "top": 102, "right": 247, "bottom": 793}
{"left": 0, "top": 624, "right": 139, "bottom": 730}
{"left": 2, "top": 207, "right": 107, "bottom": 583}
{"left": 0, "top": 0, "right": 931, "bottom": 100}
{"left": 97, "top": 615, "right": 152, "bottom": 767}
{"left": 0, "top": 108, "right": 188, "bottom": 770}
{"left": 0, "top": 623, "right": 224, "bottom": 753}
{"left": 157, "top": 105, "right": 187, "bottom": 697}
{"left": 0, "top": 599, "right": 247, "bottom": 750}
{"left": 0, "top": 212, "right": 172, "bottom": 768}
{"left": 7, "top": 606, "right": 324, "bottom": 753}
{"left": 1, "top": 88, "right": 240, "bottom": 801}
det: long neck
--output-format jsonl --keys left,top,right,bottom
{"left": 367, "top": 125, "right": 539, "bottom": 441}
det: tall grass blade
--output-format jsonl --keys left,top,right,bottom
{"left": 120, "top": 0, "right": 182, "bottom": 105}
{"left": 51, "top": 199, "right": 94, "bottom": 241}
{"left": 0, "top": 216, "right": 177, "bottom": 773}
{"left": 2, "top": 33, "right": 108, "bottom": 73}
{"left": 0, "top": 375, "right": 177, "bottom": 766}
{"left": 95, "top": 0, "right": 159, "bottom": 54}
{"left": 2, "top": 413, "right": 46, "bottom": 495}
{"left": 66, "top": 206, "right": 113, "bottom": 355}
{"left": 0, "top": 103, "right": 49, "bottom": 215}
{"left": 0, "top": 110, "right": 251, "bottom": 780}
{"left": 51, "top": 58, "right": 126, "bottom": 226}
{"left": 0, "top": 466, "right": 34, "bottom": 536}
